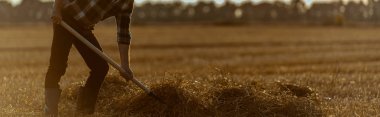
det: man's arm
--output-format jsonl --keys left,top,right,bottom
{"left": 118, "top": 43, "right": 131, "bottom": 70}
{"left": 116, "top": 5, "right": 134, "bottom": 79}
{"left": 116, "top": 16, "right": 133, "bottom": 78}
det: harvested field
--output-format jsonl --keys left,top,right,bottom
{"left": 1, "top": 25, "right": 380, "bottom": 116}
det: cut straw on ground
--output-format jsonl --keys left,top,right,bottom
{"left": 60, "top": 74, "right": 323, "bottom": 117}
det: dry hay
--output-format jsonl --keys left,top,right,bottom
{"left": 120, "top": 82, "right": 212, "bottom": 117}
{"left": 60, "top": 74, "right": 323, "bottom": 117}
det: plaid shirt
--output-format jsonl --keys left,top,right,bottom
{"left": 62, "top": 0, "right": 134, "bottom": 44}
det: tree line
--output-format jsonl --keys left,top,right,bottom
{"left": 1, "top": 0, "right": 380, "bottom": 25}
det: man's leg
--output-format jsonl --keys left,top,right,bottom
{"left": 44, "top": 24, "right": 74, "bottom": 116}
{"left": 72, "top": 28, "right": 109, "bottom": 114}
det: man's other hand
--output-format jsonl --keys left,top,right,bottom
{"left": 51, "top": 12, "right": 62, "bottom": 24}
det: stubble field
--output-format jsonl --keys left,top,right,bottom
{"left": 1, "top": 24, "right": 380, "bottom": 116}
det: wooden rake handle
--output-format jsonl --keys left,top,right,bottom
{"left": 60, "top": 21, "right": 163, "bottom": 102}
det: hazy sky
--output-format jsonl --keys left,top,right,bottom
{"left": 5, "top": 0, "right": 366, "bottom": 6}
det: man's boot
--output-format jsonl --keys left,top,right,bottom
{"left": 44, "top": 88, "right": 62, "bottom": 117}
{"left": 76, "top": 86, "right": 98, "bottom": 115}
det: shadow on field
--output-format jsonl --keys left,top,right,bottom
{"left": 60, "top": 75, "right": 323, "bottom": 117}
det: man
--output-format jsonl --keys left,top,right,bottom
{"left": 45, "top": 0, "right": 134, "bottom": 116}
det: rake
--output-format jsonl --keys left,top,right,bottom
{"left": 60, "top": 21, "right": 164, "bottom": 103}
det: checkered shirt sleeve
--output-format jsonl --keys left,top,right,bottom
{"left": 64, "top": 0, "right": 134, "bottom": 44}
{"left": 116, "top": 0, "right": 134, "bottom": 44}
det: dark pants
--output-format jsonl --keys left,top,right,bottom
{"left": 44, "top": 11, "right": 109, "bottom": 101}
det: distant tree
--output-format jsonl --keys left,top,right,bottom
{"left": 371, "top": 0, "right": 380, "bottom": 22}
{"left": 217, "top": 0, "right": 238, "bottom": 22}
{"left": 194, "top": 0, "right": 217, "bottom": 22}
{"left": 290, "top": 0, "right": 307, "bottom": 20}
{"left": 240, "top": 0, "right": 255, "bottom": 21}
{"left": 344, "top": 1, "right": 369, "bottom": 21}
{"left": 0, "top": 1, "right": 12, "bottom": 22}
{"left": 307, "top": 2, "right": 343, "bottom": 25}
{"left": 251, "top": 2, "right": 275, "bottom": 21}
{"left": 13, "top": 0, "right": 43, "bottom": 22}
{"left": 273, "top": 1, "right": 291, "bottom": 21}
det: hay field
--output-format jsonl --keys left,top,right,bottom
{"left": 1, "top": 24, "right": 380, "bottom": 116}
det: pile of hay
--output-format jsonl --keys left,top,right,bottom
{"left": 61, "top": 75, "right": 323, "bottom": 117}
